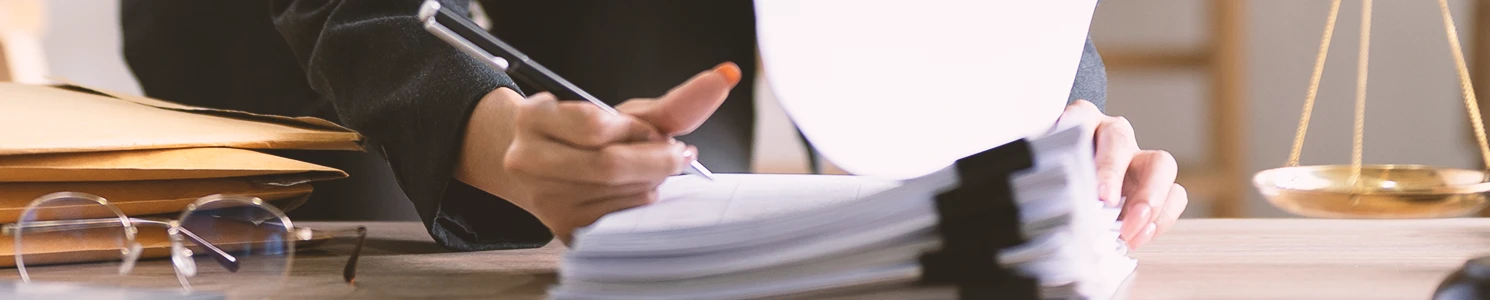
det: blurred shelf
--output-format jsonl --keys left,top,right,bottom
{"left": 1103, "top": 50, "right": 1211, "bottom": 70}
{"left": 0, "top": 42, "right": 10, "bottom": 81}
{"left": 1102, "top": 0, "right": 1247, "bottom": 218}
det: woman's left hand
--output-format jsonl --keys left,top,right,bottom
{"left": 1059, "top": 100, "right": 1189, "bottom": 249}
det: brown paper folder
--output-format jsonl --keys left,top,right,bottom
{"left": 0, "top": 147, "right": 347, "bottom": 182}
{"left": 0, "top": 82, "right": 363, "bottom": 156}
{"left": 0, "top": 82, "right": 359, "bottom": 267}
{"left": 0, "top": 147, "right": 346, "bottom": 223}
{"left": 0, "top": 175, "right": 326, "bottom": 224}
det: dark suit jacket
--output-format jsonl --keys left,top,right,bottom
{"left": 120, "top": 0, "right": 1105, "bottom": 251}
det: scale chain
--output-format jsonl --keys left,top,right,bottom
{"left": 1349, "top": 0, "right": 1371, "bottom": 187}
{"left": 1286, "top": 0, "right": 1341, "bottom": 168}
{"left": 1436, "top": 0, "right": 1490, "bottom": 170}
{"left": 1287, "top": 0, "right": 1490, "bottom": 176}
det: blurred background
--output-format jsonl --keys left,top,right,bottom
{"left": 4, "top": 0, "right": 1487, "bottom": 218}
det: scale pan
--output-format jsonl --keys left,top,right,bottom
{"left": 1254, "top": 165, "right": 1490, "bottom": 218}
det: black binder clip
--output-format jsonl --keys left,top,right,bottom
{"left": 919, "top": 139, "right": 1040, "bottom": 300}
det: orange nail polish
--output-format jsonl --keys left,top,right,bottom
{"left": 713, "top": 62, "right": 742, "bottom": 85}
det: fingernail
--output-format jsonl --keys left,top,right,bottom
{"left": 713, "top": 62, "right": 742, "bottom": 85}
{"left": 1098, "top": 183, "right": 1114, "bottom": 205}
{"left": 1120, "top": 204, "right": 1152, "bottom": 239}
{"left": 680, "top": 145, "right": 698, "bottom": 162}
{"left": 1132, "top": 222, "right": 1158, "bottom": 248}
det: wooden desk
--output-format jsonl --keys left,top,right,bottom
{"left": 1129, "top": 219, "right": 1490, "bottom": 300}
{"left": 8, "top": 219, "right": 1490, "bottom": 299}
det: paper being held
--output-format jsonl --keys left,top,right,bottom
{"left": 582, "top": 174, "right": 904, "bottom": 236}
{"left": 559, "top": 125, "right": 1136, "bottom": 299}
{"left": 755, "top": 0, "right": 1099, "bottom": 179}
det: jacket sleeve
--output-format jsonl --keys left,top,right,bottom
{"left": 1067, "top": 36, "right": 1108, "bottom": 112}
{"left": 269, "top": 0, "right": 554, "bottom": 251}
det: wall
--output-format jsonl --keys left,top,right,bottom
{"left": 40, "top": 0, "right": 140, "bottom": 94}
{"left": 1091, "top": 0, "right": 1478, "bottom": 217}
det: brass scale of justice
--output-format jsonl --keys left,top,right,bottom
{"left": 1252, "top": 0, "right": 1490, "bottom": 218}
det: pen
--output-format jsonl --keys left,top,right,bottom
{"left": 417, "top": 0, "right": 715, "bottom": 180}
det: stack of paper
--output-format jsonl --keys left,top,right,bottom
{"left": 0, "top": 82, "right": 363, "bottom": 265}
{"left": 551, "top": 125, "right": 1135, "bottom": 299}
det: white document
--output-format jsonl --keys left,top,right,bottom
{"left": 554, "top": 125, "right": 1136, "bottom": 300}
{"left": 754, "top": 0, "right": 1099, "bottom": 179}
{"left": 582, "top": 174, "right": 904, "bottom": 236}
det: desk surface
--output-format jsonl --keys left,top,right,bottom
{"left": 11, "top": 219, "right": 1490, "bottom": 299}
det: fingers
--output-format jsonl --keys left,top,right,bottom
{"left": 546, "top": 190, "right": 660, "bottom": 245}
{"left": 1119, "top": 150, "right": 1178, "bottom": 247}
{"left": 518, "top": 92, "right": 663, "bottom": 148}
{"left": 1058, "top": 100, "right": 1106, "bottom": 130}
{"left": 1126, "top": 184, "right": 1187, "bottom": 249}
{"left": 577, "top": 190, "right": 660, "bottom": 214}
{"left": 1095, "top": 116, "right": 1138, "bottom": 206}
{"left": 1151, "top": 184, "right": 1188, "bottom": 241}
{"left": 1060, "top": 100, "right": 1138, "bottom": 206}
{"left": 503, "top": 64, "right": 739, "bottom": 245}
{"left": 506, "top": 136, "right": 694, "bottom": 185}
{"left": 619, "top": 62, "right": 741, "bottom": 136}
{"left": 1061, "top": 100, "right": 1185, "bottom": 249}
{"left": 521, "top": 179, "right": 664, "bottom": 206}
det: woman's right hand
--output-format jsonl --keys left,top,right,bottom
{"left": 455, "top": 63, "right": 741, "bottom": 244}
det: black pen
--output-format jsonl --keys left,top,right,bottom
{"left": 418, "top": 0, "right": 715, "bottom": 180}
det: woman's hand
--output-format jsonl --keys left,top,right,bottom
{"left": 455, "top": 63, "right": 741, "bottom": 244}
{"left": 1059, "top": 100, "right": 1189, "bottom": 249}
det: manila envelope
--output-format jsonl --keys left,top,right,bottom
{"left": 0, "top": 147, "right": 347, "bottom": 222}
{"left": 0, "top": 147, "right": 346, "bottom": 183}
{"left": 0, "top": 82, "right": 364, "bottom": 156}
{"left": 0, "top": 175, "right": 330, "bottom": 224}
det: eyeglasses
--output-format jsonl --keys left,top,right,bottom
{"left": 1, "top": 192, "right": 365, "bottom": 297}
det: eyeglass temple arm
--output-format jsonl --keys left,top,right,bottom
{"left": 303, "top": 226, "right": 367, "bottom": 284}
{"left": 4, "top": 218, "right": 240, "bottom": 273}
{"left": 173, "top": 225, "right": 240, "bottom": 273}
{"left": 324, "top": 226, "right": 369, "bottom": 284}
{"left": 3, "top": 218, "right": 136, "bottom": 235}
{"left": 180, "top": 218, "right": 366, "bottom": 283}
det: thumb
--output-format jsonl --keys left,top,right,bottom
{"left": 619, "top": 62, "right": 741, "bottom": 136}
